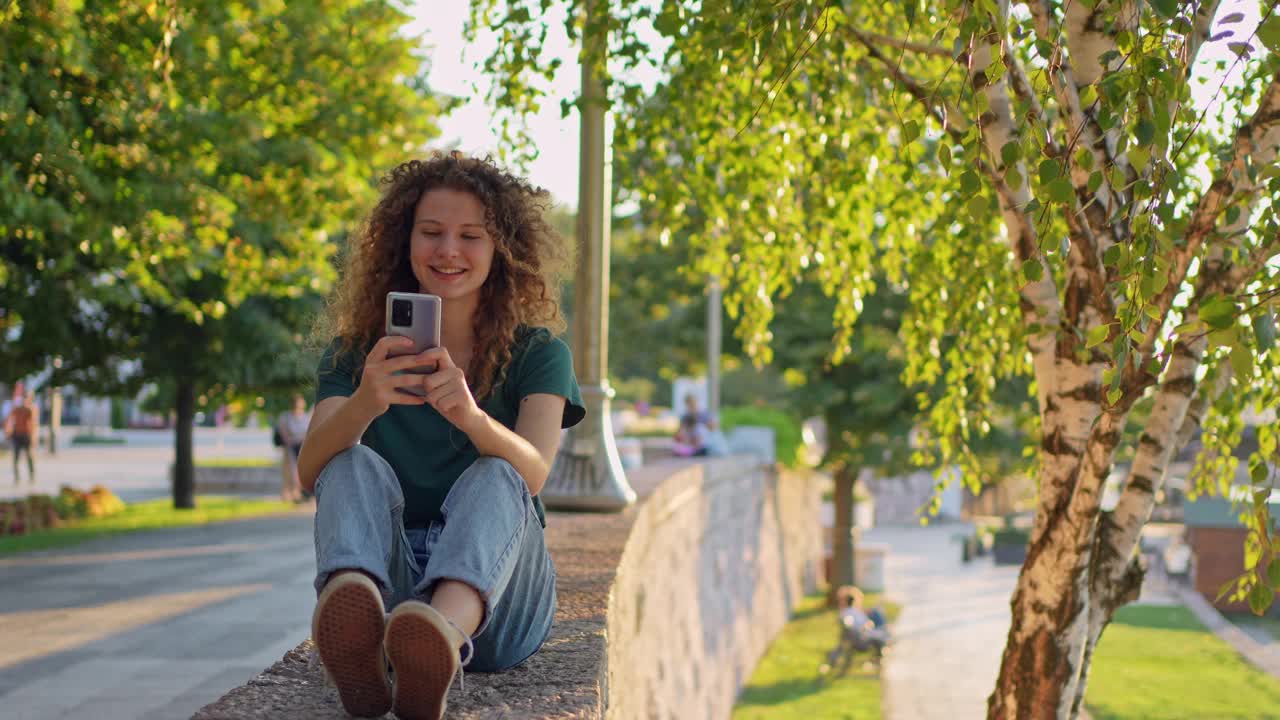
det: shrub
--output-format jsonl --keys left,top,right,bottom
{"left": 0, "top": 486, "right": 125, "bottom": 537}
{"left": 992, "top": 527, "right": 1031, "bottom": 547}
{"left": 720, "top": 405, "right": 805, "bottom": 468}
{"left": 86, "top": 485, "right": 125, "bottom": 517}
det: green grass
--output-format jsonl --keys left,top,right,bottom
{"left": 70, "top": 434, "right": 127, "bottom": 445}
{"left": 0, "top": 496, "right": 304, "bottom": 555}
{"left": 733, "top": 591, "right": 899, "bottom": 720}
{"left": 1086, "top": 605, "right": 1280, "bottom": 719}
{"left": 195, "top": 456, "right": 278, "bottom": 468}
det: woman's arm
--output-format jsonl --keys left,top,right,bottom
{"left": 296, "top": 394, "right": 379, "bottom": 492}
{"left": 298, "top": 335, "right": 435, "bottom": 492}
{"left": 462, "top": 393, "right": 567, "bottom": 496}
{"left": 417, "top": 347, "right": 568, "bottom": 496}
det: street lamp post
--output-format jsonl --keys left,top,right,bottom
{"left": 540, "top": 2, "right": 636, "bottom": 512}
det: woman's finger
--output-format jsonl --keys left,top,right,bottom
{"left": 382, "top": 353, "right": 437, "bottom": 374}
{"left": 424, "top": 383, "right": 462, "bottom": 408}
{"left": 387, "top": 372, "right": 430, "bottom": 390}
{"left": 388, "top": 389, "right": 429, "bottom": 405}
{"left": 422, "top": 367, "right": 461, "bottom": 392}
{"left": 369, "top": 334, "right": 415, "bottom": 362}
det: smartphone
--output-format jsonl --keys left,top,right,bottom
{"left": 385, "top": 292, "right": 442, "bottom": 397}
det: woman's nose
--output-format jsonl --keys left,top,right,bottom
{"left": 434, "top": 233, "right": 462, "bottom": 255}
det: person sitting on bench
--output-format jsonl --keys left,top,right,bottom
{"left": 822, "top": 585, "right": 890, "bottom": 676}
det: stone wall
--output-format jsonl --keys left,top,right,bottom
{"left": 193, "top": 457, "right": 824, "bottom": 719}
{"left": 605, "top": 460, "right": 824, "bottom": 719}
{"left": 190, "top": 465, "right": 280, "bottom": 495}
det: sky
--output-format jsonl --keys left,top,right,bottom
{"left": 409, "top": 3, "right": 583, "bottom": 207}
{"left": 412, "top": 1, "right": 1265, "bottom": 210}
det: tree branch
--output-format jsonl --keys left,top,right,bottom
{"left": 1183, "top": 0, "right": 1225, "bottom": 81}
{"left": 1028, "top": 0, "right": 1128, "bottom": 257}
{"left": 852, "top": 31, "right": 971, "bottom": 142}
{"left": 1004, "top": 48, "right": 1062, "bottom": 157}
{"left": 1136, "top": 69, "right": 1280, "bottom": 362}
{"left": 851, "top": 28, "right": 954, "bottom": 59}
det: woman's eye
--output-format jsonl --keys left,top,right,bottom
{"left": 463, "top": 235, "right": 481, "bottom": 241}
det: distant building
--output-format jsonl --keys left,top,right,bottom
{"left": 1185, "top": 487, "right": 1280, "bottom": 613}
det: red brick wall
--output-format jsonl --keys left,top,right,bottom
{"left": 1189, "top": 527, "right": 1249, "bottom": 611}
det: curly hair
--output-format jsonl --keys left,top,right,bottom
{"left": 317, "top": 151, "right": 572, "bottom": 401}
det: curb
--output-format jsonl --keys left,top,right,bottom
{"left": 1173, "top": 585, "right": 1280, "bottom": 677}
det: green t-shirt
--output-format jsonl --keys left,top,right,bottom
{"left": 315, "top": 326, "right": 585, "bottom": 527}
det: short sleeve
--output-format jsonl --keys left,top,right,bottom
{"left": 315, "top": 338, "right": 362, "bottom": 405}
{"left": 512, "top": 330, "right": 586, "bottom": 429}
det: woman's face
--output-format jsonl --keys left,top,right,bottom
{"left": 410, "top": 189, "right": 496, "bottom": 303}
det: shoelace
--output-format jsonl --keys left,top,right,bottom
{"left": 444, "top": 616, "right": 475, "bottom": 693}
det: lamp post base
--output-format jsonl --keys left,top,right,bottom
{"left": 541, "top": 384, "right": 636, "bottom": 512}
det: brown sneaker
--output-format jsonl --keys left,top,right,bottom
{"left": 312, "top": 572, "right": 392, "bottom": 718}
{"left": 384, "top": 601, "right": 472, "bottom": 720}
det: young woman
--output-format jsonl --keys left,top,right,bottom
{"left": 298, "top": 152, "right": 582, "bottom": 720}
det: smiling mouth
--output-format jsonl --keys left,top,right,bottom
{"left": 430, "top": 266, "right": 467, "bottom": 276}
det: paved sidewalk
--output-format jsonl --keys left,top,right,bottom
{"left": 1, "top": 427, "right": 276, "bottom": 502}
{"left": 0, "top": 513, "right": 315, "bottom": 720}
{"left": 864, "top": 525, "right": 1020, "bottom": 720}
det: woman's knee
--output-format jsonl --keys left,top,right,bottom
{"left": 461, "top": 457, "right": 527, "bottom": 496}
{"left": 315, "top": 445, "right": 402, "bottom": 501}
{"left": 443, "top": 457, "right": 528, "bottom": 517}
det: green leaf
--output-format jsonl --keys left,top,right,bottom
{"left": 903, "top": 120, "right": 921, "bottom": 144}
{"left": 967, "top": 194, "right": 988, "bottom": 219}
{"left": 1200, "top": 294, "right": 1238, "bottom": 330}
{"left": 961, "top": 170, "right": 981, "bottom": 194}
{"left": 1258, "top": 16, "right": 1280, "bottom": 54}
{"left": 1269, "top": 561, "right": 1280, "bottom": 591}
{"left": 1006, "top": 167, "right": 1024, "bottom": 190}
{"left": 1103, "top": 244, "right": 1122, "bottom": 267}
{"left": 1127, "top": 146, "right": 1151, "bottom": 170}
{"left": 1106, "top": 386, "right": 1123, "bottom": 405}
{"left": 1228, "top": 42, "right": 1254, "bottom": 58}
{"left": 1001, "top": 141, "right": 1021, "bottom": 166}
{"left": 1079, "top": 84, "right": 1097, "bottom": 107}
{"left": 939, "top": 142, "right": 953, "bottom": 168}
{"left": 1230, "top": 343, "right": 1255, "bottom": 379}
{"left": 1217, "top": 577, "right": 1240, "bottom": 603}
{"left": 1075, "top": 147, "right": 1094, "bottom": 171}
{"left": 1149, "top": 0, "right": 1179, "bottom": 19}
{"left": 1039, "top": 158, "right": 1062, "bottom": 186}
{"left": 1088, "top": 170, "right": 1104, "bottom": 193}
{"left": 1249, "top": 581, "right": 1274, "bottom": 616}
{"left": 1048, "top": 178, "right": 1075, "bottom": 204}
{"left": 1135, "top": 118, "right": 1155, "bottom": 146}
{"left": 1022, "top": 259, "right": 1044, "bottom": 283}
{"left": 1086, "top": 324, "right": 1112, "bottom": 348}
{"left": 1253, "top": 311, "right": 1276, "bottom": 352}
{"left": 1253, "top": 461, "right": 1270, "bottom": 486}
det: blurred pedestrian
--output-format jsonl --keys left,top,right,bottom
{"left": 276, "top": 394, "right": 312, "bottom": 502}
{"left": 4, "top": 393, "right": 39, "bottom": 485}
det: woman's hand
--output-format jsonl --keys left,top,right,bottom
{"left": 419, "top": 347, "right": 486, "bottom": 433}
{"left": 352, "top": 335, "right": 433, "bottom": 416}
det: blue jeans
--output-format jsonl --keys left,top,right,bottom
{"left": 313, "top": 445, "right": 556, "bottom": 672}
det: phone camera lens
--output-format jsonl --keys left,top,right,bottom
{"left": 392, "top": 299, "right": 413, "bottom": 326}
